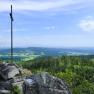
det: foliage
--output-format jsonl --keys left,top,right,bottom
{"left": 18, "top": 55, "right": 94, "bottom": 94}
{"left": 11, "top": 85, "right": 21, "bottom": 94}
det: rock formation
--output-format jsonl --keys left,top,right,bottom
{"left": 0, "top": 63, "right": 23, "bottom": 94}
{"left": 0, "top": 63, "right": 20, "bottom": 80}
{"left": 0, "top": 63, "right": 71, "bottom": 94}
{"left": 24, "top": 72, "right": 71, "bottom": 94}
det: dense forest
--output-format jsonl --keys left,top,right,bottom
{"left": 18, "top": 55, "right": 94, "bottom": 94}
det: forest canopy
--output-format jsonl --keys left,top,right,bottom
{"left": 18, "top": 55, "right": 94, "bottom": 94}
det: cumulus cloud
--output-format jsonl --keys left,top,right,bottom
{"left": 79, "top": 17, "right": 94, "bottom": 32}
{"left": 0, "top": 0, "right": 94, "bottom": 12}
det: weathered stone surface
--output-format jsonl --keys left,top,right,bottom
{"left": 0, "top": 89, "right": 11, "bottom": 94}
{"left": 0, "top": 63, "right": 20, "bottom": 80}
{"left": 0, "top": 80, "right": 12, "bottom": 94}
{"left": 24, "top": 72, "right": 71, "bottom": 94}
{"left": 0, "top": 63, "right": 22, "bottom": 94}
{"left": 0, "top": 63, "right": 72, "bottom": 94}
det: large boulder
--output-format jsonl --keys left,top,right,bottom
{"left": 0, "top": 63, "right": 20, "bottom": 80}
{"left": 0, "top": 63, "right": 22, "bottom": 94}
{"left": 24, "top": 72, "right": 71, "bottom": 94}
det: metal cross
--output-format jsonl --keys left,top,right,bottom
{"left": 10, "top": 5, "right": 14, "bottom": 63}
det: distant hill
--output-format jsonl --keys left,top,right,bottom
{"left": 0, "top": 47, "right": 94, "bottom": 56}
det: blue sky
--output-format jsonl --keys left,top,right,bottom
{"left": 0, "top": 0, "right": 94, "bottom": 48}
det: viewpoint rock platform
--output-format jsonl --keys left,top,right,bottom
{"left": 0, "top": 63, "right": 71, "bottom": 94}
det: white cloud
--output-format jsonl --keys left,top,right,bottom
{"left": 44, "top": 26, "right": 55, "bottom": 30}
{"left": 79, "top": 17, "right": 94, "bottom": 32}
{"left": 0, "top": 0, "right": 94, "bottom": 12}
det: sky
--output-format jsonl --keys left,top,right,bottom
{"left": 0, "top": 0, "right": 94, "bottom": 48}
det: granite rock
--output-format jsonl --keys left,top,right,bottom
{"left": 24, "top": 72, "right": 71, "bottom": 94}
{"left": 0, "top": 63, "right": 72, "bottom": 94}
